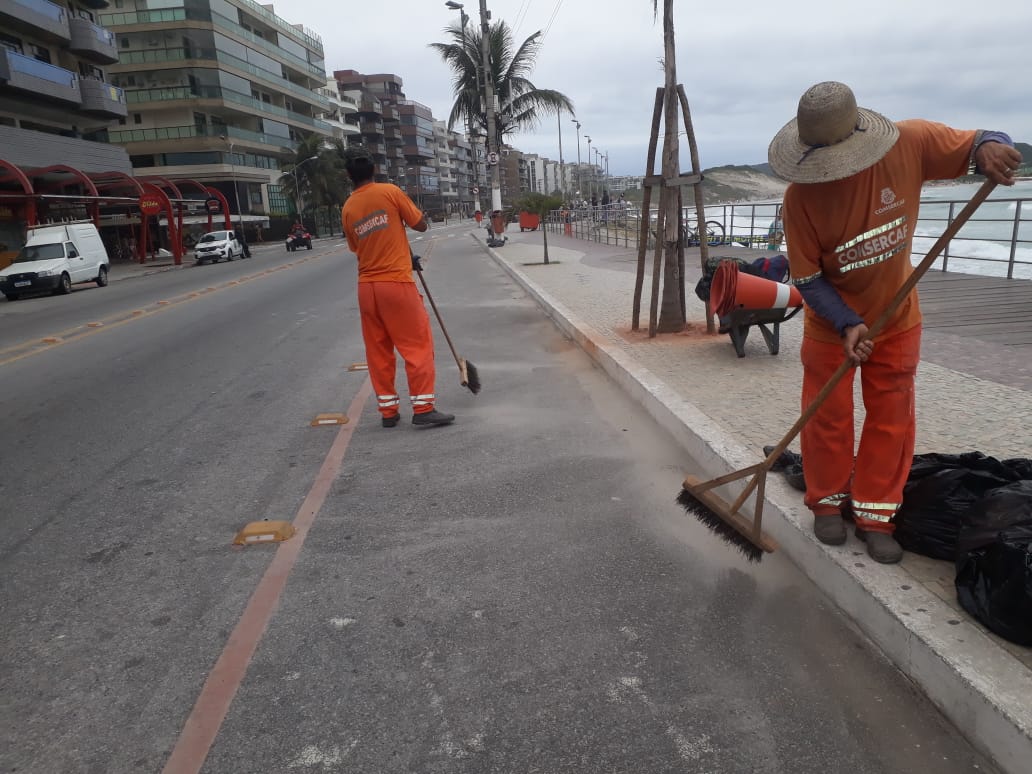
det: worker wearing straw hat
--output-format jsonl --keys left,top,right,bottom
{"left": 341, "top": 147, "right": 455, "bottom": 428}
{"left": 768, "top": 81, "right": 1020, "bottom": 563}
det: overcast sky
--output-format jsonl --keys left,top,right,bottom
{"left": 280, "top": 0, "right": 1029, "bottom": 177}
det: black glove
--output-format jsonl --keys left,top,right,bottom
{"left": 411, "top": 254, "right": 423, "bottom": 272}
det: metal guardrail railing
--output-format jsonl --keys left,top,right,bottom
{"left": 544, "top": 194, "right": 1032, "bottom": 280}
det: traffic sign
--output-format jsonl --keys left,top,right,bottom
{"left": 472, "top": 186, "right": 479, "bottom": 194}
{"left": 487, "top": 151, "right": 499, "bottom": 165}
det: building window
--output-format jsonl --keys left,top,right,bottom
{"left": 120, "top": 37, "right": 130, "bottom": 48}
{"left": 0, "top": 33, "right": 22, "bottom": 54}
{"left": 133, "top": 113, "right": 142, "bottom": 124}
{"left": 31, "top": 44, "right": 51, "bottom": 64}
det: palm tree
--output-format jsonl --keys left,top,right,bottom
{"left": 651, "top": 0, "right": 684, "bottom": 333}
{"left": 279, "top": 135, "right": 351, "bottom": 229}
{"left": 430, "top": 19, "right": 574, "bottom": 152}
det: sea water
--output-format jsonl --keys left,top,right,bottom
{"left": 710, "top": 179, "right": 1032, "bottom": 280}
{"left": 913, "top": 179, "right": 1032, "bottom": 279}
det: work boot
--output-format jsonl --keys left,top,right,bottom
{"left": 855, "top": 528, "right": 903, "bottom": 564}
{"left": 381, "top": 414, "right": 400, "bottom": 428}
{"left": 813, "top": 514, "right": 847, "bottom": 545}
{"left": 412, "top": 409, "right": 455, "bottom": 427}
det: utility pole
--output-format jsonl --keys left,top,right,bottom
{"left": 478, "top": 0, "right": 502, "bottom": 223}
{"left": 446, "top": 2, "right": 481, "bottom": 216}
{"left": 557, "top": 111, "right": 564, "bottom": 199}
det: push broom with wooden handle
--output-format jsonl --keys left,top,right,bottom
{"left": 678, "top": 179, "right": 998, "bottom": 561}
{"left": 411, "top": 244, "right": 481, "bottom": 395}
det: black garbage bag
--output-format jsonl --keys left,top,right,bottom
{"left": 895, "top": 452, "right": 1024, "bottom": 561}
{"left": 955, "top": 480, "right": 1032, "bottom": 645}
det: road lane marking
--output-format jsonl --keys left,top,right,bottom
{"left": 0, "top": 252, "right": 337, "bottom": 368}
{"left": 161, "top": 379, "right": 372, "bottom": 774}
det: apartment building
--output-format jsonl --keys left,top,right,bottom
{"left": 316, "top": 77, "right": 359, "bottom": 143}
{"left": 449, "top": 131, "right": 474, "bottom": 215}
{"left": 333, "top": 70, "right": 461, "bottom": 216}
{"left": 0, "top": 0, "right": 129, "bottom": 165}
{"left": 102, "top": 0, "right": 332, "bottom": 220}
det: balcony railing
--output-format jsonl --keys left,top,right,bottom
{"left": 210, "top": 11, "right": 325, "bottom": 80}
{"left": 107, "top": 123, "right": 299, "bottom": 151}
{"left": 114, "top": 47, "right": 328, "bottom": 110}
{"left": 123, "top": 84, "right": 332, "bottom": 132}
{"left": 68, "top": 16, "right": 118, "bottom": 64}
{"left": 99, "top": 7, "right": 186, "bottom": 25}
{"left": 234, "top": 0, "right": 323, "bottom": 54}
{"left": 79, "top": 77, "right": 127, "bottom": 117}
{"left": 0, "top": 49, "right": 80, "bottom": 104}
{"left": 1, "top": 0, "right": 69, "bottom": 41}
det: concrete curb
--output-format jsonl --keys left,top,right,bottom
{"left": 478, "top": 233, "right": 1032, "bottom": 774}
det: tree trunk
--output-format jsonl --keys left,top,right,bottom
{"left": 656, "top": 0, "right": 683, "bottom": 333}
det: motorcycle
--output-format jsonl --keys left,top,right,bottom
{"left": 285, "top": 230, "right": 313, "bottom": 252}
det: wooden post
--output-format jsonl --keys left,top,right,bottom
{"left": 677, "top": 186, "right": 686, "bottom": 323}
{"left": 632, "top": 88, "right": 665, "bottom": 331}
{"left": 677, "top": 85, "right": 715, "bottom": 333}
{"left": 648, "top": 186, "right": 667, "bottom": 338}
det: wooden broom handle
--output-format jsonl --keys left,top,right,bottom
{"left": 411, "top": 241, "right": 464, "bottom": 371}
{"left": 760, "top": 179, "right": 998, "bottom": 470}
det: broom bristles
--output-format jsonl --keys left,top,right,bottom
{"left": 676, "top": 488, "right": 763, "bottom": 562}
{"left": 461, "top": 358, "right": 481, "bottom": 395}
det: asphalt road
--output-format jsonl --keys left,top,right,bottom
{"left": 0, "top": 231, "right": 994, "bottom": 773}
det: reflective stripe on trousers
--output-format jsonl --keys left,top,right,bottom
{"left": 799, "top": 324, "right": 921, "bottom": 534}
{"left": 410, "top": 393, "right": 435, "bottom": 409}
{"left": 358, "top": 281, "right": 437, "bottom": 417}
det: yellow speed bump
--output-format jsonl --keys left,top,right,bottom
{"left": 347, "top": 363, "right": 368, "bottom": 371}
{"left": 233, "top": 520, "right": 296, "bottom": 545}
{"left": 41, "top": 337, "right": 62, "bottom": 344}
{"left": 310, "top": 413, "right": 348, "bottom": 426}
{"left": 87, "top": 322, "right": 104, "bottom": 328}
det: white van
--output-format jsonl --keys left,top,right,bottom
{"left": 0, "top": 223, "right": 110, "bottom": 300}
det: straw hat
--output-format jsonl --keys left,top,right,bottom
{"left": 767, "top": 82, "right": 899, "bottom": 184}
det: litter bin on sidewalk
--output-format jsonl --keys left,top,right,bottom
{"left": 518, "top": 211, "right": 540, "bottom": 232}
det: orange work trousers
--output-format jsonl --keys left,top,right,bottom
{"left": 358, "top": 281, "right": 437, "bottom": 418}
{"left": 799, "top": 324, "right": 921, "bottom": 534}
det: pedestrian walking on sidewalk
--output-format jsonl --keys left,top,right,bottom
{"left": 768, "top": 81, "right": 1020, "bottom": 564}
{"left": 340, "top": 147, "right": 455, "bottom": 428}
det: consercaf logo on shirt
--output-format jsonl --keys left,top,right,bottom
{"left": 354, "top": 209, "right": 390, "bottom": 238}
{"left": 874, "top": 187, "right": 905, "bottom": 215}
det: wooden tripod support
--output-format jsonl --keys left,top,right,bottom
{"left": 631, "top": 85, "right": 715, "bottom": 337}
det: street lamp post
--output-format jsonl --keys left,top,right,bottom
{"left": 290, "top": 156, "right": 318, "bottom": 226}
{"left": 557, "top": 111, "right": 565, "bottom": 200}
{"left": 445, "top": 1, "right": 481, "bottom": 217}
{"left": 585, "top": 135, "right": 593, "bottom": 198}
{"left": 570, "top": 119, "right": 581, "bottom": 202}
{"left": 221, "top": 136, "right": 244, "bottom": 236}
{"left": 406, "top": 166, "right": 423, "bottom": 210}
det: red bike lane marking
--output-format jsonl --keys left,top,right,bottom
{"left": 162, "top": 378, "right": 372, "bottom": 774}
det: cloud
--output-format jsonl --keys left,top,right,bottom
{"left": 284, "top": 0, "right": 1031, "bottom": 174}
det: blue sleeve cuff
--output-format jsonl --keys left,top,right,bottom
{"left": 972, "top": 131, "right": 1015, "bottom": 175}
{"left": 795, "top": 276, "right": 865, "bottom": 335}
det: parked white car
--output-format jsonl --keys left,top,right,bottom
{"left": 0, "top": 223, "right": 110, "bottom": 300}
{"left": 194, "top": 230, "right": 243, "bottom": 264}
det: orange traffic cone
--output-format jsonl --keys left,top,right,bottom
{"left": 710, "top": 261, "right": 802, "bottom": 317}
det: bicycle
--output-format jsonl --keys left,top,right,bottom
{"left": 682, "top": 219, "right": 725, "bottom": 247}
